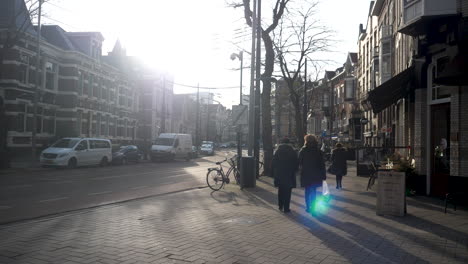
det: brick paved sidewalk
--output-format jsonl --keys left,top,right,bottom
{"left": 1, "top": 174, "right": 467, "bottom": 264}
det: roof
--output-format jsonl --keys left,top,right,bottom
{"left": 325, "top": 71, "right": 336, "bottom": 80}
{"left": 40, "top": 25, "right": 77, "bottom": 51}
{"left": 0, "top": 0, "right": 35, "bottom": 35}
{"left": 349, "top": 52, "right": 358, "bottom": 64}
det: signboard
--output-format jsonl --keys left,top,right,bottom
{"left": 376, "top": 170, "right": 406, "bottom": 216}
{"left": 232, "top": 105, "right": 248, "bottom": 125}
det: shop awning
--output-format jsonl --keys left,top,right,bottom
{"left": 367, "top": 66, "right": 414, "bottom": 114}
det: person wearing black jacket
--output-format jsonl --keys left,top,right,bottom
{"left": 272, "top": 138, "right": 298, "bottom": 213}
{"left": 330, "top": 143, "right": 348, "bottom": 189}
{"left": 299, "top": 135, "right": 326, "bottom": 213}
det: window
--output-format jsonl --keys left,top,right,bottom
{"left": 77, "top": 111, "right": 82, "bottom": 135}
{"left": 45, "top": 61, "right": 57, "bottom": 90}
{"left": 90, "top": 140, "right": 111, "bottom": 149}
{"left": 76, "top": 140, "right": 88, "bottom": 150}
{"left": 78, "top": 71, "right": 84, "bottom": 95}
{"left": 18, "top": 53, "right": 30, "bottom": 84}
{"left": 52, "top": 138, "right": 80, "bottom": 148}
{"left": 97, "top": 113, "right": 101, "bottom": 135}
{"left": 43, "top": 118, "right": 55, "bottom": 134}
{"left": 431, "top": 57, "right": 451, "bottom": 101}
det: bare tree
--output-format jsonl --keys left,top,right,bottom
{"left": 273, "top": 0, "right": 334, "bottom": 146}
{"left": 232, "top": 0, "right": 289, "bottom": 176}
{"left": 0, "top": 0, "right": 46, "bottom": 67}
{"left": 0, "top": 0, "right": 45, "bottom": 169}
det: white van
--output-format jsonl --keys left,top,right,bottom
{"left": 40, "top": 138, "right": 112, "bottom": 168}
{"left": 150, "top": 133, "right": 192, "bottom": 161}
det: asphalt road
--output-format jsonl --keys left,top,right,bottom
{"left": 0, "top": 150, "right": 237, "bottom": 224}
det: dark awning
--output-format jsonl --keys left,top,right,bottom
{"left": 367, "top": 66, "right": 414, "bottom": 114}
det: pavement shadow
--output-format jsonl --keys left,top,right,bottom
{"left": 330, "top": 204, "right": 468, "bottom": 262}
{"left": 334, "top": 194, "right": 468, "bottom": 244}
{"left": 250, "top": 184, "right": 431, "bottom": 263}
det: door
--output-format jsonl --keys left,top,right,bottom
{"left": 74, "top": 140, "right": 90, "bottom": 165}
{"left": 430, "top": 103, "right": 450, "bottom": 197}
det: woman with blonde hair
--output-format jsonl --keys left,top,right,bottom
{"left": 298, "top": 134, "right": 326, "bottom": 213}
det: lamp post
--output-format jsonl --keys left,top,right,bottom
{"left": 231, "top": 51, "right": 244, "bottom": 168}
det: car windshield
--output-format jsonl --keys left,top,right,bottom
{"left": 51, "top": 139, "right": 80, "bottom": 148}
{"left": 201, "top": 144, "right": 212, "bottom": 148}
{"left": 154, "top": 138, "right": 174, "bottom": 146}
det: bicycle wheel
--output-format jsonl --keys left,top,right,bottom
{"left": 206, "top": 170, "right": 224, "bottom": 191}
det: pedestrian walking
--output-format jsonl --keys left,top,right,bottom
{"left": 272, "top": 138, "right": 298, "bottom": 213}
{"left": 330, "top": 143, "right": 348, "bottom": 189}
{"left": 299, "top": 135, "right": 326, "bottom": 213}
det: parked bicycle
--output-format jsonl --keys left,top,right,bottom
{"left": 366, "top": 161, "right": 378, "bottom": 191}
{"left": 206, "top": 156, "right": 240, "bottom": 191}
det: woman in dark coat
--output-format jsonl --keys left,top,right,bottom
{"left": 331, "top": 143, "right": 347, "bottom": 189}
{"left": 272, "top": 138, "right": 298, "bottom": 213}
{"left": 299, "top": 135, "right": 326, "bottom": 213}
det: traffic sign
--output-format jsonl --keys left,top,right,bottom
{"left": 232, "top": 105, "right": 248, "bottom": 125}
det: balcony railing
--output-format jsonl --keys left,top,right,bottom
{"left": 400, "top": 0, "right": 457, "bottom": 36}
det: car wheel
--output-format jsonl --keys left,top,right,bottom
{"left": 185, "top": 154, "right": 190, "bottom": 161}
{"left": 100, "top": 157, "right": 108, "bottom": 167}
{"left": 67, "top": 158, "right": 77, "bottom": 169}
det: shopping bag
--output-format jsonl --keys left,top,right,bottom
{"left": 322, "top": 181, "right": 331, "bottom": 202}
{"left": 322, "top": 180, "right": 330, "bottom": 196}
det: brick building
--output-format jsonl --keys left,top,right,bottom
{"left": 0, "top": 0, "right": 172, "bottom": 161}
{"left": 358, "top": 0, "right": 468, "bottom": 196}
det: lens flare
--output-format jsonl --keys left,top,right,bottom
{"left": 308, "top": 195, "right": 331, "bottom": 215}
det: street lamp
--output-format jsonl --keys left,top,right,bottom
{"left": 231, "top": 51, "right": 244, "bottom": 170}
{"left": 230, "top": 51, "right": 243, "bottom": 105}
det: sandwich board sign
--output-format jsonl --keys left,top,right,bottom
{"left": 376, "top": 170, "right": 406, "bottom": 216}
{"left": 232, "top": 105, "right": 248, "bottom": 126}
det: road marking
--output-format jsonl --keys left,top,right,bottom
{"left": 91, "top": 175, "right": 125, "bottom": 180}
{"left": 0, "top": 205, "right": 12, "bottom": 210}
{"left": 87, "top": 191, "right": 112, "bottom": 196}
{"left": 5, "top": 184, "right": 32, "bottom": 189}
{"left": 131, "top": 186, "right": 148, "bottom": 190}
{"left": 38, "top": 197, "right": 69, "bottom": 203}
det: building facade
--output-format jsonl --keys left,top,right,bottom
{"left": 0, "top": 0, "right": 173, "bottom": 161}
{"left": 358, "top": 0, "right": 468, "bottom": 196}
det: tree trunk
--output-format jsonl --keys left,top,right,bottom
{"left": 291, "top": 96, "right": 304, "bottom": 147}
{"left": 260, "top": 31, "right": 274, "bottom": 176}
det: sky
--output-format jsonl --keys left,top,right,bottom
{"left": 42, "top": 0, "right": 372, "bottom": 108}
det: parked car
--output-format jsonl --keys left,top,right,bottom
{"left": 220, "top": 143, "right": 229, "bottom": 148}
{"left": 200, "top": 144, "right": 214, "bottom": 156}
{"left": 112, "top": 145, "right": 142, "bottom": 165}
{"left": 191, "top": 146, "right": 199, "bottom": 158}
{"left": 151, "top": 133, "right": 193, "bottom": 161}
{"left": 40, "top": 138, "right": 112, "bottom": 168}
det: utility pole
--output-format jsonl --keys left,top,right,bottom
{"left": 32, "top": 0, "right": 43, "bottom": 165}
{"left": 254, "top": 0, "right": 262, "bottom": 178}
{"left": 248, "top": 0, "right": 257, "bottom": 156}
{"left": 160, "top": 76, "right": 166, "bottom": 134}
{"left": 196, "top": 83, "right": 200, "bottom": 147}
{"left": 206, "top": 101, "right": 210, "bottom": 141}
{"left": 303, "top": 58, "right": 308, "bottom": 135}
